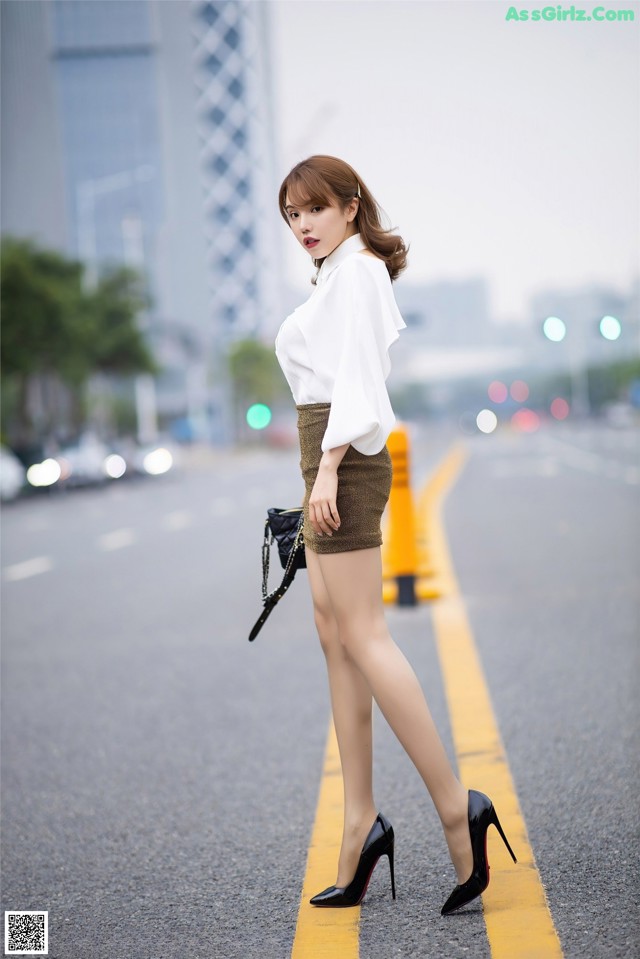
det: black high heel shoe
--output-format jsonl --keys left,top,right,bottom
{"left": 310, "top": 813, "right": 396, "bottom": 907}
{"left": 441, "top": 789, "right": 517, "bottom": 916}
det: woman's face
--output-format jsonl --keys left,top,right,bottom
{"left": 284, "top": 193, "right": 359, "bottom": 260}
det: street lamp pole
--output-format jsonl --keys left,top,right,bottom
{"left": 75, "top": 164, "right": 155, "bottom": 290}
{"left": 76, "top": 181, "right": 98, "bottom": 289}
{"left": 75, "top": 165, "right": 158, "bottom": 443}
{"left": 543, "top": 315, "right": 591, "bottom": 416}
{"left": 566, "top": 324, "right": 591, "bottom": 418}
{"left": 542, "top": 313, "right": 622, "bottom": 418}
{"left": 121, "top": 212, "right": 158, "bottom": 445}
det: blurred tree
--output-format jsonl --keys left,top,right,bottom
{"left": 1, "top": 237, "right": 87, "bottom": 380}
{"left": 1, "top": 237, "right": 156, "bottom": 449}
{"left": 538, "top": 357, "right": 640, "bottom": 412}
{"left": 87, "top": 264, "right": 157, "bottom": 375}
{"left": 227, "top": 337, "right": 288, "bottom": 440}
{"left": 389, "top": 382, "right": 432, "bottom": 420}
{"left": 586, "top": 357, "right": 640, "bottom": 411}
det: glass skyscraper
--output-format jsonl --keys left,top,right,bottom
{"left": 51, "top": 1, "right": 163, "bottom": 289}
{"left": 1, "top": 0, "right": 281, "bottom": 438}
{"left": 192, "top": 1, "right": 280, "bottom": 339}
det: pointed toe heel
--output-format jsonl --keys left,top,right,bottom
{"left": 441, "top": 789, "right": 517, "bottom": 916}
{"left": 310, "top": 813, "right": 396, "bottom": 907}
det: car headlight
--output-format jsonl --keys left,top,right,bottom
{"left": 26, "top": 458, "right": 62, "bottom": 487}
{"left": 142, "top": 448, "right": 173, "bottom": 475}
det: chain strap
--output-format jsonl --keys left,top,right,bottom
{"left": 261, "top": 519, "right": 272, "bottom": 602}
{"left": 250, "top": 512, "right": 304, "bottom": 642}
{"left": 261, "top": 513, "right": 304, "bottom": 605}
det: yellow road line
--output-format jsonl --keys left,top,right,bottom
{"left": 425, "top": 445, "right": 564, "bottom": 959}
{"left": 291, "top": 722, "right": 360, "bottom": 958}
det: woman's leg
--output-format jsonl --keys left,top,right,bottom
{"left": 316, "top": 546, "right": 473, "bottom": 884}
{"left": 305, "top": 548, "right": 379, "bottom": 886}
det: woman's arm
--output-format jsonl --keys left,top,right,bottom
{"left": 309, "top": 443, "right": 350, "bottom": 537}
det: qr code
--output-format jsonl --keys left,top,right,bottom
{"left": 4, "top": 911, "right": 48, "bottom": 955}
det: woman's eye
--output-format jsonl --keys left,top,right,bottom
{"left": 289, "top": 211, "right": 298, "bottom": 219}
{"left": 311, "top": 206, "right": 322, "bottom": 213}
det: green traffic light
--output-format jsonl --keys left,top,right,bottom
{"left": 246, "top": 403, "right": 272, "bottom": 430}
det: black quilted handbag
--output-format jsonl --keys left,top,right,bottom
{"left": 248, "top": 507, "right": 306, "bottom": 642}
{"left": 268, "top": 507, "right": 307, "bottom": 572}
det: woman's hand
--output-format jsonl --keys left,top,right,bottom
{"left": 309, "top": 462, "right": 341, "bottom": 536}
{"left": 309, "top": 443, "right": 349, "bottom": 536}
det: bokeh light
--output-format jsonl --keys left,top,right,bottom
{"left": 476, "top": 409, "right": 498, "bottom": 434}
{"left": 56, "top": 456, "right": 72, "bottom": 481}
{"left": 488, "top": 380, "right": 508, "bottom": 403}
{"left": 599, "top": 315, "right": 621, "bottom": 341}
{"left": 511, "top": 409, "right": 540, "bottom": 433}
{"left": 246, "top": 403, "right": 272, "bottom": 430}
{"left": 550, "top": 397, "right": 570, "bottom": 420}
{"left": 510, "top": 380, "right": 530, "bottom": 403}
{"left": 104, "top": 454, "right": 127, "bottom": 479}
{"left": 543, "top": 316, "right": 566, "bottom": 342}
{"left": 143, "top": 448, "right": 173, "bottom": 475}
{"left": 26, "top": 458, "right": 62, "bottom": 487}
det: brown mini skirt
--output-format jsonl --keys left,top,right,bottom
{"left": 297, "top": 403, "right": 392, "bottom": 554}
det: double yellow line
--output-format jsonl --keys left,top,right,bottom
{"left": 291, "top": 445, "right": 563, "bottom": 958}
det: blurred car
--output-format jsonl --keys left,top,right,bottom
{"left": 109, "top": 437, "right": 179, "bottom": 478}
{"left": 0, "top": 446, "right": 27, "bottom": 501}
{"left": 604, "top": 402, "right": 637, "bottom": 429}
{"left": 55, "top": 434, "right": 114, "bottom": 487}
{"left": 23, "top": 433, "right": 179, "bottom": 492}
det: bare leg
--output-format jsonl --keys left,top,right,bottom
{"left": 305, "top": 548, "right": 378, "bottom": 886}
{"left": 315, "top": 547, "right": 473, "bottom": 884}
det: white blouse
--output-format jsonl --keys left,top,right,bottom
{"left": 275, "top": 233, "right": 407, "bottom": 455}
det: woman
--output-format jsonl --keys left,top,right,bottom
{"left": 275, "top": 155, "right": 516, "bottom": 914}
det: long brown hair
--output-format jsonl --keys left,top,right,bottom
{"left": 278, "top": 155, "right": 408, "bottom": 283}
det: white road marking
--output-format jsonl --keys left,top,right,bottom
{"left": 163, "top": 510, "right": 193, "bottom": 530}
{"left": 543, "top": 435, "right": 636, "bottom": 482}
{"left": 538, "top": 458, "right": 559, "bottom": 477}
{"left": 246, "top": 487, "right": 265, "bottom": 506}
{"left": 4, "top": 556, "right": 53, "bottom": 581}
{"left": 211, "top": 497, "right": 233, "bottom": 516}
{"left": 97, "top": 528, "right": 136, "bottom": 551}
{"left": 24, "top": 517, "right": 52, "bottom": 532}
{"left": 604, "top": 462, "right": 622, "bottom": 478}
{"left": 489, "top": 457, "right": 559, "bottom": 479}
{"left": 563, "top": 450, "right": 601, "bottom": 472}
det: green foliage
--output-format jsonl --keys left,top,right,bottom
{"left": 536, "top": 357, "right": 640, "bottom": 410}
{"left": 87, "top": 264, "right": 157, "bottom": 375}
{"left": 0, "top": 235, "right": 157, "bottom": 445}
{"left": 1, "top": 237, "right": 156, "bottom": 382}
{"left": 226, "top": 337, "right": 289, "bottom": 441}
{"left": 1, "top": 237, "right": 87, "bottom": 382}
{"left": 586, "top": 356, "right": 640, "bottom": 409}
{"left": 390, "top": 382, "right": 432, "bottom": 419}
{"left": 227, "top": 337, "right": 287, "bottom": 407}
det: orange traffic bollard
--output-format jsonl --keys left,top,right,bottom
{"left": 385, "top": 426, "right": 418, "bottom": 606}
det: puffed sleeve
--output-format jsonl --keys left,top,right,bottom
{"left": 317, "top": 256, "right": 406, "bottom": 455}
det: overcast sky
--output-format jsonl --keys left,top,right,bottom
{"left": 269, "top": 0, "right": 639, "bottom": 322}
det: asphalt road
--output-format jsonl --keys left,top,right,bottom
{"left": 1, "top": 421, "right": 638, "bottom": 959}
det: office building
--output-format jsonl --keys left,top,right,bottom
{"left": 1, "top": 0, "right": 281, "bottom": 440}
